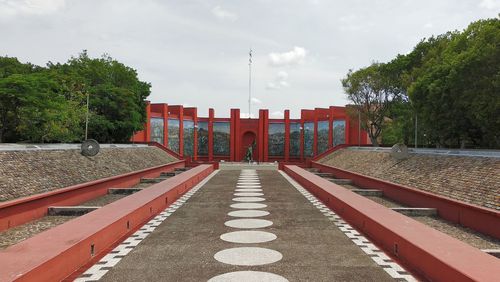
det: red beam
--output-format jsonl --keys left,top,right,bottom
{"left": 311, "top": 161, "right": 500, "bottom": 239}
{"left": 284, "top": 165, "right": 500, "bottom": 282}
{"left": 0, "top": 165, "right": 214, "bottom": 282}
{"left": 0, "top": 160, "right": 185, "bottom": 232}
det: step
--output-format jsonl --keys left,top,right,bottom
{"left": 306, "top": 168, "right": 320, "bottom": 172}
{"left": 390, "top": 207, "right": 438, "bottom": 217}
{"left": 160, "top": 172, "right": 176, "bottom": 177}
{"left": 108, "top": 188, "right": 142, "bottom": 195}
{"left": 314, "top": 172, "right": 333, "bottom": 177}
{"left": 48, "top": 206, "right": 100, "bottom": 216}
{"left": 140, "top": 177, "right": 169, "bottom": 184}
{"left": 352, "top": 189, "right": 383, "bottom": 196}
{"left": 327, "top": 178, "right": 353, "bottom": 185}
{"left": 482, "top": 249, "right": 500, "bottom": 258}
{"left": 174, "top": 167, "right": 189, "bottom": 172}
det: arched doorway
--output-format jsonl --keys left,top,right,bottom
{"left": 240, "top": 131, "right": 258, "bottom": 161}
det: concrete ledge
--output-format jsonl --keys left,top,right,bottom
{"left": 140, "top": 177, "right": 169, "bottom": 184}
{"left": 352, "top": 189, "right": 383, "bottom": 196}
{"left": 108, "top": 188, "right": 142, "bottom": 195}
{"left": 284, "top": 165, "right": 500, "bottom": 282}
{"left": 0, "top": 164, "right": 214, "bottom": 282}
{"left": 48, "top": 206, "right": 100, "bottom": 216}
{"left": 0, "top": 160, "right": 185, "bottom": 232}
{"left": 326, "top": 178, "right": 353, "bottom": 185}
{"left": 312, "top": 161, "right": 500, "bottom": 239}
{"left": 391, "top": 207, "right": 437, "bottom": 217}
{"left": 482, "top": 249, "right": 500, "bottom": 258}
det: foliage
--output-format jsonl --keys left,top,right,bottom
{"left": 0, "top": 51, "right": 150, "bottom": 143}
{"left": 343, "top": 17, "right": 500, "bottom": 149}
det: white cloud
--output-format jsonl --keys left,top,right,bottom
{"left": 270, "top": 111, "right": 284, "bottom": 118}
{"left": 251, "top": 97, "right": 262, "bottom": 104}
{"left": 266, "top": 71, "right": 290, "bottom": 90}
{"left": 424, "top": 22, "right": 433, "bottom": 28}
{"left": 0, "top": 0, "right": 66, "bottom": 17}
{"left": 479, "top": 0, "right": 500, "bottom": 10}
{"left": 268, "top": 47, "right": 307, "bottom": 67}
{"left": 211, "top": 6, "right": 237, "bottom": 21}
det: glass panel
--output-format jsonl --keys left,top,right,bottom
{"left": 167, "top": 119, "right": 180, "bottom": 153}
{"left": 268, "top": 123, "right": 285, "bottom": 156}
{"left": 317, "top": 121, "right": 329, "bottom": 154}
{"left": 304, "top": 122, "right": 314, "bottom": 157}
{"left": 333, "top": 120, "right": 346, "bottom": 146}
{"left": 150, "top": 118, "right": 164, "bottom": 145}
{"left": 289, "top": 123, "right": 301, "bottom": 157}
{"left": 213, "top": 122, "right": 230, "bottom": 156}
{"left": 183, "top": 120, "right": 195, "bottom": 156}
{"left": 197, "top": 121, "right": 209, "bottom": 156}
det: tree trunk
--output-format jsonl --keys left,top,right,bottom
{"left": 369, "top": 135, "right": 379, "bottom": 147}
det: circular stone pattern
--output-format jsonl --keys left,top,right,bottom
{"left": 220, "top": 231, "right": 276, "bottom": 244}
{"left": 208, "top": 271, "right": 289, "bottom": 282}
{"left": 235, "top": 189, "right": 262, "bottom": 192}
{"left": 233, "top": 192, "right": 264, "bottom": 197}
{"left": 228, "top": 210, "right": 269, "bottom": 218}
{"left": 213, "top": 247, "right": 282, "bottom": 266}
{"left": 232, "top": 197, "right": 266, "bottom": 202}
{"left": 230, "top": 203, "right": 267, "bottom": 209}
{"left": 225, "top": 219, "right": 273, "bottom": 229}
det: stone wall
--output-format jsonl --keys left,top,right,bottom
{"left": 0, "top": 147, "right": 178, "bottom": 202}
{"left": 318, "top": 149, "right": 500, "bottom": 211}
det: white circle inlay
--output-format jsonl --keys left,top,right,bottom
{"left": 228, "top": 210, "right": 269, "bottom": 218}
{"left": 225, "top": 218, "right": 273, "bottom": 229}
{"left": 236, "top": 185, "right": 261, "bottom": 188}
{"left": 234, "top": 192, "right": 264, "bottom": 197}
{"left": 208, "top": 271, "right": 288, "bottom": 282}
{"left": 232, "top": 197, "right": 266, "bottom": 202}
{"left": 213, "top": 247, "right": 282, "bottom": 266}
{"left": 235, "top": 189, "right": 262, "bottom": 192}
{"left": 220, "top": 230, "right": 276, "bottom": 244}
{"left": 230, "top": 203, "right": 267, "bottom": 209}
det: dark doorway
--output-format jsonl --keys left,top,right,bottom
{"left": 240, "top": 131, "right": 258, "bottom": 161}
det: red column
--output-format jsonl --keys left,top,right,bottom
{"left": 193, "top": 108, "right": 198, "bottom": 161}
{"left": 145, "top": 101, "right": 151, "bottom": 142}
{"left": 163, "top": 104, "right": 169, "bottom": 146}
{"left": 208, "top": 108, "right": 214, "bottom": 161}
{"left": 328, "top": 106, "right": 334, "bottom": 148}
{"left": 263, "top": 110, "right": 269, "bottom": 162}
{"left": 300, "top": 115, "right": 304, "bottom": 162}
{"left": 345, "top": 113, "right": 351, "bottom": 145}
{"left": 258, "top": 110, "right": 265, "bottom": 163}
{"left": 284, "top": 109, "right": 290, "bottom": 162}
{"left": 179, "top": 106, "right": 184, "bottom": 157}
{"left": 233, "top": 109, "right": 241, "bottom": 161}
{"left": 313, "top": 109, "right": 318, "bottom": 156}
{"left": 230, "top": 109, "right": 235, "bottom": 161}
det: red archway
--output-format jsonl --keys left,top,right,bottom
{"left": 240, "top": 131, "right": 258, "bottom": 161}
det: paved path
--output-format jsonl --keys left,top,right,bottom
{"left": 78, "top": 169, "right": 413, "bottom": 281}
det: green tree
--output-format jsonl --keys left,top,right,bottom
{"left": 342, "top": 63, "right": 404, "bottom": 146}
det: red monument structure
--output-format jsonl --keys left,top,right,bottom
{"left": 132, "top": 103, "right": 369, "bottom": 162}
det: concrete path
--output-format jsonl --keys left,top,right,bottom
{"left": 78, "top": 169, "right": 410, "bottom": 281}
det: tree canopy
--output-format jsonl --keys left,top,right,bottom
{"left": 342, "top": 17, "right": 500, "bottom": 148}
{"left": 0, "top": 51, "right": 150, "bottom": 143}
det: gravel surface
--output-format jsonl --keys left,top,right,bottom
{"left": 0, "top": 216, "right": 76, "bottom": 249}
{"left": 80, "top": 194, "right": 128, "bottom": 207}
{"left": 365, "top": 196, "right": 405, "bottom": 208}
{"left": 414, "top": 216, "right": 500, "bottom": 250}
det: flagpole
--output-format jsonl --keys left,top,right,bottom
{"left": 248, "top": 49, "right": 252, "bottom": 119}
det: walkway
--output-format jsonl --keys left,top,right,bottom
{"left": 77, "top": 166, "right": 414, "bottom": 281}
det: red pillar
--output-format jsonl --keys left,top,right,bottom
{"left": 193, "top": 108, "right": 198, "bottom": 161}
{"left": 328, "top": 106, "right": 334, "bottom": 148}
{"left": 345, "top": 113, "right": 351, "bottom": 145}
{"left": 162, "top": 104, "right": 169, "bottom": 146}
{"left": 313, "top": 109, "right": 318, "bottom": 156}
{"left": 233, "top": 109, "right": 241, "bottom": 161}
{"left": 179, "top": 106, "right": 184, "bottom": 157}
{"left": 300, "top": 110, "right": 305, "bottom": 162}
{"left": 230, "top": 109, "right": 235, "bottom": 161}
{"left": 284, "top": 109, "right": 290, "bottom": 162}
{"left": 263, "top": 109, "right": 269, "bottom": 162}
{"left": 145, "top": 101, "right": 151, "bottom": 142}
{"left": 208, "top": 108, "right": 214, "bottom": 162}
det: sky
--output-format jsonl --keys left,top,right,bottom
{"left": 1, "top": 0, "right": 499, "bottom": 118}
